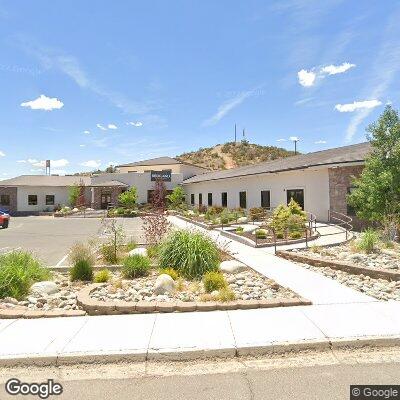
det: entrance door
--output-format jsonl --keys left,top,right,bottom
{"left": 100, "top": 193, "right": 111, "bottom": 209}
{"left": 286, "top": 189, "right": 304, "bottom": 210}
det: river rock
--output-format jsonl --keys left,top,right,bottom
{"left": 128, "top": 247, "right": 148, "bottom": 257}
{"left": 219, "top": 260, "right": 247, "bottom": 273}
{"left": 154, "top": 274, "right": 176, "bottom": 295}
{"left": 31, "top": 281, "right": 59, "bottom": 295}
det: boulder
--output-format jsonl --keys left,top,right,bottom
{"left": 30, "top": 281, "right": 59, "bottom": 295}
{"left": 237, "top": 217, "right": 248, "bottom": 223}
{"left": 154, "top": 274, "right": 176, "bottom": 295}
{"left": 219, "top": 260, "right": 247, "bottom": 273}
{"left": 72, "top": 207, "right": 79, "bottom": 212}
{"left": 128, "top": 247, "right": 147, "bottom": 257}
{"left": 187, "top": 210, "right": 195, "bottom": 216}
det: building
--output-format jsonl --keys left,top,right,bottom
{"left": 0, "top": 157, "right": 208, "bottom": 215}
{"left": 182, "top": 142, "right": 371, "bottom": 222}
{"left": 0, "top": 144, "right": 371, "bottom": 222}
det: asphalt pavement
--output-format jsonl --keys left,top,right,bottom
{"left": 0, "top": 216, "right": 144, "bottom": 266}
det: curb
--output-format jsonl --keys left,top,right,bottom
{"left": 1, "top": 335, "right": 399, "bottom": 367}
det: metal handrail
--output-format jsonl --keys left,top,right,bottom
{"left": 328, "top": 210, "right": 353, "bottom": 240}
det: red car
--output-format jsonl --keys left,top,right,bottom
{"left": 0, "top": 211, "right": 10, "bottom": 229}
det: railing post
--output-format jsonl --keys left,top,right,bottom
{"left": 273, "top": 230, "right": 277, "bottom": 254}
{"left": 305, "top": 228, "right": 308, "bottom": 248}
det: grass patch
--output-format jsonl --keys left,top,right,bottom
{"left": 121, "top": 255, "right": 151, "bottom": 279}
{"left": 203, "top": 271, "right": 227, "bottom": 293}
{"left": 0, "top": 251, "right": 51, "bottom": 300}
{"left": 94, "top": 269, "right": 111, "bottom": 283}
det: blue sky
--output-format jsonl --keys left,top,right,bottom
{"left": 0, "top": 0, "right": 399, "bottom": 177}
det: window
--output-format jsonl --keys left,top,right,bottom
{"left": 45, "top": 195, "right": 55, "bottom": 205}
{"left": 28, "top": 195, "right": 37, "bottom": 205}
{"left": 190, "top": 193, "right": 195, "bottom": 205}
{"left": 239, "top": 191, "right": 247, "bottom": 209}
{"left": 198, "top": 193, "right": 203, "bottom": 205}
{"left": 207, "top": 193, "right": 212, "bottom": 206}
{"left": 221, "top": 192, "right": 227, "bottom": 207}
{"left": 347, "top": 187, "right": 356, "bottom": 216}
{"left": 0, "top": 194, "right": 10, "bottom": 206}
{"left": 286, "top": 189, "right": 304, "bottom": 210}
{"left": 261, "top": 190, "right": 271, "bottom": 209}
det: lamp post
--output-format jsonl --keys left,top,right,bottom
{"left": 290, "top": 136, "right": 300, "bottom": 155}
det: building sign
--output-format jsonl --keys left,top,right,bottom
{"left": 150, "top": 170, "right": 171, "bottom": 182}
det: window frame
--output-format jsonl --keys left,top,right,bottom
{"left": 190, "top": 193, "right": 195, "bottom": 206}
{"left": 28, "top": 195, "right": 38, "bottom": 206}
{"left": 207, "top": 193, "right": 213, "bottom": 207}
{"left": 0, "top": 194, "right": 10, "bottom": 206}
{"left": 239, "top": 191, "right": 247, "bottom": 209}
{"left": 198, "top": 193, "right": 202, "bottom": 205}
{"left": 45, "top": 194, "right": 55, "bottom": 206}
{"left": 260, "top": 190, "right": 271, "bottom": 209}
{"left": 221, "top": 192, "right": 228, "bottom": 208}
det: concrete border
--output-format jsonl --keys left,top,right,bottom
{"left": 76, "top": 284, "right": 312, "bottom": 316}
{"left": 277, "top": 250, "right": 400, "bottom": 281}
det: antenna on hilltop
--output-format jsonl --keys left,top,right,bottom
{"left": 242, "top": 128, "right": 246, "bottom": 141}
{"left": 234, "top": 123, "right": 237, "bottom": 142}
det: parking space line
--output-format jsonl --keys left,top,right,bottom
{"left": 56, "top": 253, "right": 69, "bottom": 267}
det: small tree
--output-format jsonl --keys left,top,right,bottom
{"left": 68, "top": 184, "right": 81, "bottom": 207}
{"left": 166, "top": 186, "right": 185, "bottom": 210}
{"left": 348, "top": 105, "right": 400, "bottom": 238}
{"left": 100, "top": 218, "right": 125, "bottom": 263}
{"left": 142, "top": 179, "right": 170, "bottom": 244}
{"left": 118, "top": 186, "right": 138, "bottom": 209}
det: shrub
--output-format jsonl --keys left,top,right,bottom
{"left": 235, "top": 226, "right": 244, "bottom": 234}
{"left": 289, "top": 231, "right": 302, "bottom": 239}
{"left": 159, "top": 267, "right": 179, "bottom": 280}
{"left": 70, "top": 260, "right": 93, "bottom": 281}
{"left": 270, "top": 199, "right": 307, "bottom": 234}
{"left": 249, "top": 207, "right": 266, "bottom": 221}
{"left": 159, "top": 230, "right": 220, "bottom": 279}
{"left": 220, "top": 208, "right": 231, "bottom": 224}
{"left": 255, "top": 229, "right": 267, "bottom": 239}
{"left": 166, "top": 186, "right": 186, "bottom": 210}
{"left": 94, "top": 269, "right": 111, "bottom": 283}
{"left": 147, "top": 244, "right": 160, "bottom": 259}
{"left": 217, "top": 287, "right": 236, "bottom": 302}
{"left": 356, "top": 228, "right": 380, "bottom": 254}
{"left": 122, "top": 255, "right": 151, "bottom": 279}
{"left": 0, "top": 251, "right": 51, "bottom": 300}
{"left": 101, "top": 244, "right": 119, "bottom": 264}
{"left": 287, "top": 214, "right": 306, "bottom": 233}
{"left": 203, "top": 271, "right": 227, "bottom": 293}
{"left": 118, "top": 186, "right": 138, "bottom": 209}
{"left": 125, "top": 241, "right": 137, "bottom": 252}
{"left": 69, "top": 242, "right": 96, "bottom": 267}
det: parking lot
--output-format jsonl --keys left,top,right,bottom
{"left": 0, "top": 216, "right": 145, "bottom": 266}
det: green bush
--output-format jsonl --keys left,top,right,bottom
{"left": 289, "top": 231, "right": 302, "bottom": 239}
{"left": 147, "top": 244, "right": 160, "bottom": 260}
{"left": 217, "top": 287, "right": 236, "bottom": 302}
{"left": 125, "top": 241, "right": 137, "bottom": 252}
{"left": 166, "top": 186, "right": 186, "bottom": 210}
{"left": 235, "top": 226, "right": 244, "bottom": 234}
{"left": 0, "top": 251, "right": 51, "bottom": 300}
{"left": 69, "top": 242, "right": 95, "bottom": 281}
{"left": 159, "top": 267, "right": 179, "bottom": 280}
{"left": 94, "top": 269, "right": 111, "bottom": 283}
{"left": 70, "top": 260, "right": 93, "bottom": 281}
{"left": 220, "top": 208, "right": 231, "bottom": 224}
{"left": 356, "top": 228, "right": 380, "bottom": 254}
{"left": 122, "top": 255, "right": 151, "bottom": 279}
{"left": 255, "top": 229, "right": 267, "bottom": 239}
{"left": 118, "top": 186, "right": 138, "bottom": 209}
{"left": 203, "top": 271, "right": 227, "bottom": 293}
{"left": 249, "top": 207, "right": 266, "bottom": 221}
{"left": 270, "top": 199, "right": 307, "bottom": 234}
{"left": 159, "top": 230, "right": 220, "bottom": 279}
{"left": 101, "top": 244, "right": 119, "bottom": 264}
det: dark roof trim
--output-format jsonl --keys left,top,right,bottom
{"left": 182, "top": 159, "right": 365, "bottom": 185}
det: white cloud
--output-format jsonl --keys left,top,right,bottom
{"left": 20, "top": 158, "right": 69, "bottom": 168}
{"left": 315, "top": 140, "right": 327, "bottom": 144}
{"left": 96, "top": 124, "right": 107, "bottom": 131}
{"left": 17, "top": 160, "right": 26, "bottom": 163}
{"left": 321, "top": 62, "right": 355, "bottom": 75}
{"left": 335, "top": 100, "right": 382, "bottom": 113}
{"left": 0, "top": 150, "right": 5, "bottom": 157}
{"left": 20, "top": 94, "right": 63, "bottom": 111}
{"left": 108, "top": 124, "right": 117, "bottom": 130}
{"left": 276, "top": 139, "right": 287, "bottom": 142}
{"left": 127, "top": 121, "right": 143, "bottom": 127}
{"left": 80, "top": 160, "right": 101, "bottom": 169}
{"left": 297, "top": 69, "right": 316, "bottom": 87}
{"left": 83, "top": 130, "right": 90, "bottom": 134}
{"left": 289, "top": 136, "right": 300, "bottom": 141}
{"left": 79, "top": 144, "right": 85, "bottom": 147}
{"left": 203, "top": 90, "right": 254, "bottom": 126}
{"left": 50, "top": 169, "right": 67, "bottom": 175}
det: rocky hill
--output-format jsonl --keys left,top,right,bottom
{"left": 176, "top": 141, "right": 297, "bottom": 170}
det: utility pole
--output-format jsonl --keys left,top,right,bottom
{"left": 242, "top": 128, "right": 245, "bottom": 140}
{"left": 234, "top": 124, "right": 237, "bottom": 142}
{"left": 290, "top": 137, "right": 299, "bottom": 155}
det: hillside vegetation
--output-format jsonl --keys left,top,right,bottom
{"left": 177, "top": 141, "right": 297, "bottom": 170}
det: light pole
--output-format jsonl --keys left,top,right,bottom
{"left": 290, "top": 136, "right": 300, "bottom": 155}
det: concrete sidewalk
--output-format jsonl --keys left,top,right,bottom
{"left": 0, "top": 301, "right": 400, "bottom": 365}
{"left": 169, "top": 216, "right": 373, "bottom": 305}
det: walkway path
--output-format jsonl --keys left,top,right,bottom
{"left": 169, "top": 216, "right": 371, "bottom": 305}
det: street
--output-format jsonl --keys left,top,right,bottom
{"left": 0, "top": 216, "right": 145, "bottom": 266}
{"left": 0, "top": 348, "right": 400, "bottom": 399}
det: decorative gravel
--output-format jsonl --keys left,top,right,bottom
{"left": 296, "top": 262, "right": 400, "bottom": 301}
{"left": 0, "top": 273, "right": 85, "bottom": 312}
{"left": 90, "top": 268, "right": 299, "bottom": 303}
{"left": 296, "top": 242, "right": 400, "bottom": 272}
